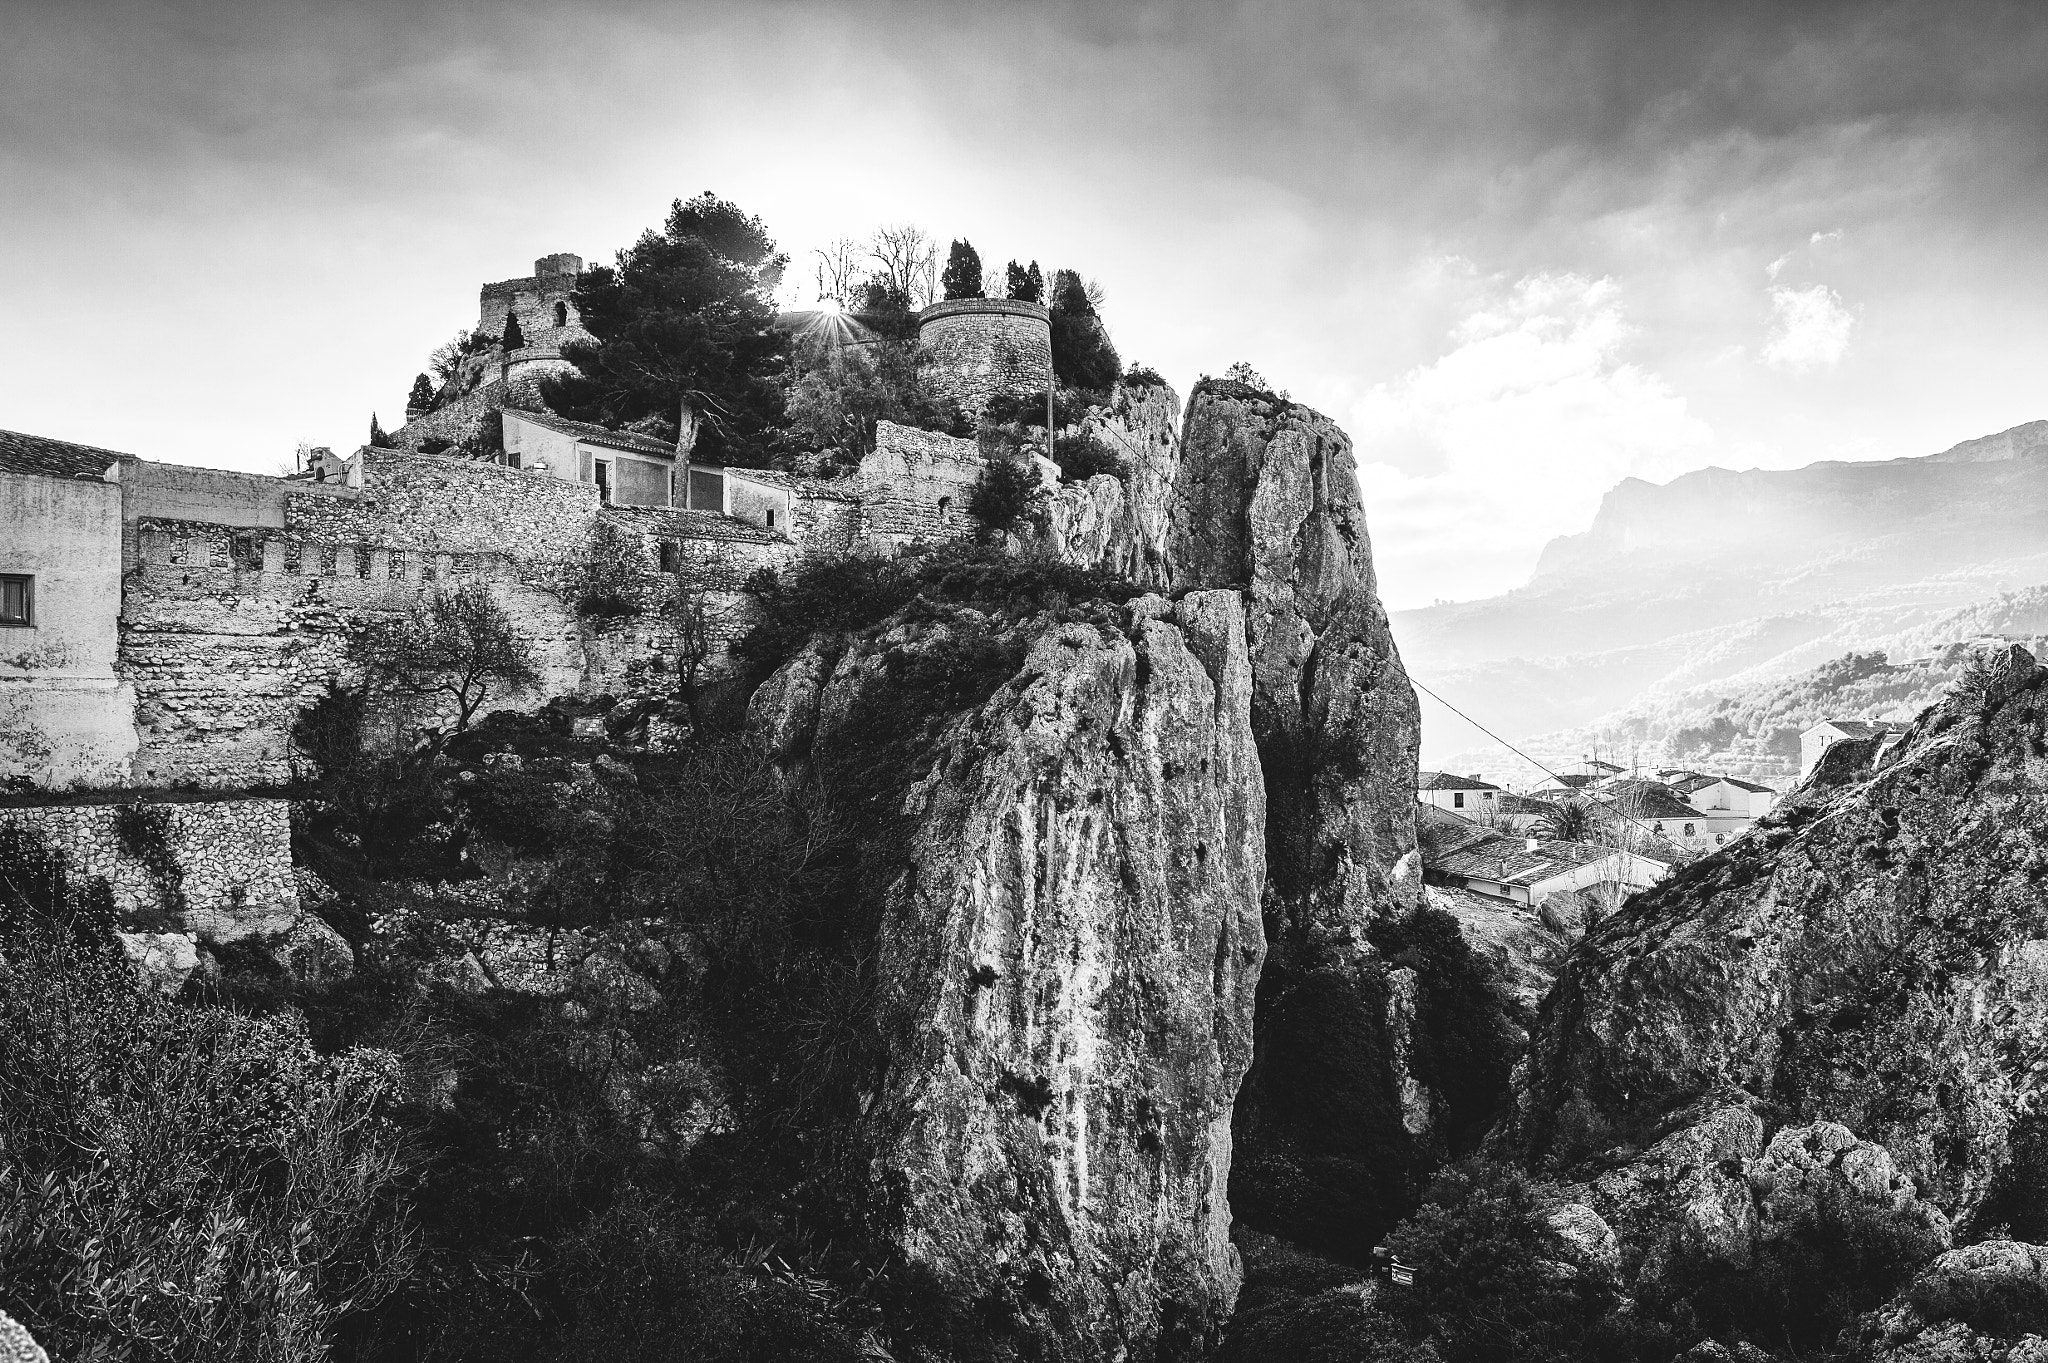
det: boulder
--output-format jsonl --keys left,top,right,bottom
{"left": 1545, "top": 1201, "right": 1622, "bottom": 1280}
{"left": 0, "top": 1312, "right": 47, "bottom": 1363}
{"left": 117, "top": 928, "right": 198, "bottom": 996}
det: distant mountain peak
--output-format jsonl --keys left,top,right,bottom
{"left": 1923, "top": 418, "right": 2048, "bottom": 464}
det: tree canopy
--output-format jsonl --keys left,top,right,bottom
{"left": 1005, "top": 260, "right": 1043, "bottom": 303}
{"left": 941, "top": 240, "right": 984, "bottom": 301}
{"left": 540, "top": 192, "right": 791, "bottom": 467}
{"left": 1049, "top": 268, "right": 1121, "bottom": 389}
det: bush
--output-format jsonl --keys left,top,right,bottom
{"left": 1051, "top": 431, "right": 1126, "bottom": 482}
{"left": 1383, "top": 1160, "right": 1622, "bottom": 1363}
{"left": 968, "top": 457, "right": 1037, "bottom": 533}
{"left": 1366, "top": 907, "right": 1518, "bottom": 1150}
{"left": 571, "top": 518, "right": 649, "bottom": 618}
{"left": 981, "top": 387, "right": 1093, "bottom": 431}
{"left": 1122, "top": 364, "right": 1167, "bottom": 389}
{"left": 0, "top": 827, "right": 418, "bottom": 1362}
{"left": 735, "top": 541, "right": 1141, "bottom": 674}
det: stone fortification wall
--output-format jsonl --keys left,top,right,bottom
{"left": 795, "top": 493, "right": 861, "bottom": 555}
{"left": 917, "top": 299, "right": 1051, "bottom": 421}
{"left": 0, "top": 797, "right": 300, "bottom": 941}
{"left": 124, "top": 517, "right": 592, "bottom": 787}
{"left": 293, "top": 451, "right": 599, "bottom": 562}
{"left": 859, "top": 422, "right": 984, "bottom": 551}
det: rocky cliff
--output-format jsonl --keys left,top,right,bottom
{"left": 1167, "top": 379, "right": 1419, "bottom": 939}
{"left": 1517, "top": 645, "right": 2048, "bottom": 1223}
{"left": 751, "top": 591, "right": 1267, "bottom": 1358}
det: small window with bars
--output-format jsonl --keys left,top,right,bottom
{"left": 355, "top": 546, "right": 373, "bottom": 578}
{"left": 231, "top": 534, "right": 261, "bottom": 571}
{"left": 387, "top": 550, "right": 406, "bottom": 580}
{"left": 318, "top": 546, "right": 339, "bottom": 577}
{"left": 282, "top": 541, "right": 303, "bottom": 574}
{"left": 0, "top": 575, "right": 31, "bottom": 627}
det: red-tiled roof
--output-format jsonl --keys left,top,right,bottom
{"left": 0, "top": 429, "right": 133, "bottom": 480}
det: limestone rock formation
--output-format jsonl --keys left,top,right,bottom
{"left": 1856, "top": 1240, "right": 2048, "bottom": 1362}
{"left": 1038, "top": 380, "right": 1183, "bottom": 586}
{"left": 1519, "top": 647, "right": 2048, "bottom": 1221}
{"left": 754, "top": 591, "right": 1266, "bottom": 1359}
{"left": 1167, "top": 379, "right": 1418, "bottom": 938}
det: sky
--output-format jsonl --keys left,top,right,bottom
{"left": 5, "top": 0, "right": 2047, "bottom": 610}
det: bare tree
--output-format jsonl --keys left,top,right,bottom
{"left": 357, "top": 579, "right": 540, "bottom": 744}
{"left": 869, "top": 225, "right": 939, "bottom": 309}
{"left": 813, "top": 238, "right": 865, "bottom": 308}
{"left": 669, "top": 584, "right": 713, "bottom": 734}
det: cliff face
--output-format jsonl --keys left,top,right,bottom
{"left": 1168, "top": 380, "right": 1419, "bottom": 938}
{"left": 1039, "top": 380, "right": 1183, "bottom": 586}
{"left": 1518, "top": 646, "right": 2048, "bottom": 1219}
{"left": 752, "top": 592, "right": 1266, "bottom": 1359}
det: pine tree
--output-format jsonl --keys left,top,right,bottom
{"left": 368, "top": 413, "right": 394, "bottom": 449}
{"left": 406, "top": 373, "right": 435, "bottom": 418}
{"left": 502, "top": 309, "right": 525, "bottom": 350}
{"left": 941, "top": 240, "right": 984, "bottom": 301}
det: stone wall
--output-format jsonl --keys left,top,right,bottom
{"left": 917, "top": 299, "right": 1051, "bottom": 420}
{"left": 295, "top": 450, "right": 600, "bottom": 561}
{"left": 392, "top": 381, "right": 505, "bottom": 453}
{"left": 0, "top": 796, "right": 300, "bottom": 941}
{"left": 0, "top": 469, "right": 138, "bottom": 790}
{"left": 795, "top": 493, "right": 861, "bottom": 555}
{"left": 859, "top": 422, "right": 984, "bottom": 551}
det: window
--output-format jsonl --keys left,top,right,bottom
{"left": 659, "top": 542, "right": 681, "bottom": 574}
{"left": 595, "top": 461, "right": 612, "bottom": 503}
{"left": 231, "top": 534, "right": 259, "bottom": 570}
{"left": 1652, "top": 822, "right": 1664, "bottom": 834}
{"left": 1683, "top": 823, "right": 1696, "bottom": 838}
{"left": 554, "top": 301, "right": 568, "bottom": 327}
{"left": 1715, "top": 833, "right": 1726, "bottom": 844}
{"left": 765, "top": 508, "right": 777, "bottom": 529}
{"left": 938, "top": 495, "right": 953, "bottom": 523}
{"left": 0, "top": 575, "right": 31, "bottom": 626}
{"left": 1453, "top": 792, "right": 1465, "bottom": 808}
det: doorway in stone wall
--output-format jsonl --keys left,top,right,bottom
{"left": 595, "top": 461, "right": 611, "bottom": 503}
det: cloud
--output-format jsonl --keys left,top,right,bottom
{"left": 1351, "top": 271, "right": 1713, "bottom": 607}
{"left": 1809, "top": 229, "right": 1843, "bottom": 246}
{"left": 1761, "top": 283, "right": 1854, "bottom": 372}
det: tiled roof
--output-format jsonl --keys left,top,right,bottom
{"left": 724, "top": 466, "right": 862, "bottom": 502}
{"left": 604, "top": 506, "right": 787, "bottom": 546}
{"left": 1597, "top": 780, "right": 1708, "bottom": 822}
{"left": 1547, "top": 773, "right": 1599, "bottom": 789}
{"left": 506, "top": 409, "right": 675, "bottom": 457}
{"left": 1667, "top": 774, "right": 1719, "bottom": 794}
{"left": 1723, "top": 776, "right": 1778, "bottom": 794}
{"left": 1436, "top": 835, "right": 1619, "bottom": 888}
{"left": 1419, "top": 770, "right": 1501, "bottom": 791}
{"left": 0, "top": 429, "right": 134, "bottom": 480}
{"left": 1814, "top": 719, "right": 1897, "bottom": 739}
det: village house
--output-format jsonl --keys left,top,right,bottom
{"left": 1416, "top": 770, "right": 1503, "bottom": 815}
{"left": 1431, "top": 830, "right": 1668, "bottom": 908}
{"left": 1801, "top": 718, "right": 1906, "bottom": 779}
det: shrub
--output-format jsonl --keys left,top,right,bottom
{"left": 982, "top": 387, "right": 1093, "bottom": 431}
{"left": 735, "top": 541, "right": 1140, "bottom": 675}
{"left": 0, "top": 827, "right": 418, "bottom": 1362}
{"left": 1367, "top": 907, "right": 1518, "bottom": 1150}
{"left": 112, "top": 800, "right": 187, "bottom": 926}
{"left": 570, "top": 518, "right": 649, "bottom": 618}
{"left": 1051, "top": 432, "right": 1126, "bottom": 482}
{"left": 1383, "top": 1160, "right": 1620, "bottom": 1363}
{"left": 1122, "top": 364, "right": 1167, "bottom": 389}
{"left": 967, "top": 456, "right": 1038, "bottom": 534}
{"left": 784, "top": 332, "right": 965, "bottom": 462}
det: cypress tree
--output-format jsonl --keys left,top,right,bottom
{"left": 1005, "top": 260, "right": 1044, "bottom": 303}
{"left": 502, "top": 309, "right": 525, "bottom": 350}
{"left": 368, "top": 413, "right": 393, "bottom": 449}
{"left": 941, "top": 240, "right": 984, "bottom": 301}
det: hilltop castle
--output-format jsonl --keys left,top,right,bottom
{"left": 0, "top": 253, "right": 1085, "bottom": 963}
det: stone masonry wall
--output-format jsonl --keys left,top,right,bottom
{"left": 860, "top": 422, "right": 985, "bottom": 551}
{"left": 0, "top": 797, "right": 300, "bottom": 942}
{"left": 294, "top": 450, "right": 599, "bottom": 561}
{"left": 917, "top": 299, "right": 1051, "bottom": 421}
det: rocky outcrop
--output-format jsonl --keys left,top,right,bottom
{"left": 1518, "top": 647, "right": 2048, "bottom": 1222}
{"left": 1038, "top": 380, "right": 1183, "bottom": 586}
{"left": 755, "top": 592, "right": 1266, "bottom": 1359}
{"left": 0, "top": 1313, "right": 47, "bottom": 1363}
{"left": 1167, "top": 380, "right": 1418, "bottom": 939}
{"left": 1857, "top": 1240, "right": 2048, "bottom": 1362}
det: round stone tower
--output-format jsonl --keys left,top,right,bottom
{"left": 916, "top": 298, "right": 1052, "bottom": 420}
